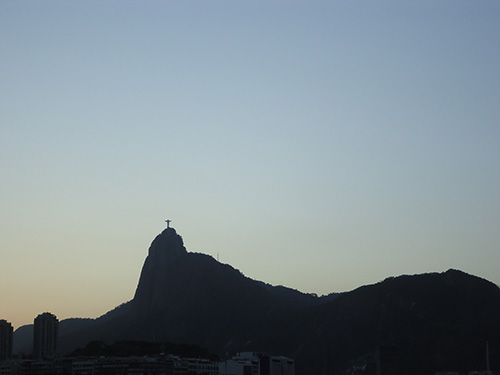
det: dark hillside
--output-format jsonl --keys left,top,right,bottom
{"left": 57, "top": 228, "right": 321, "bottom": 356}
{"left": 22, "top": 228, "right": 500, "bottom": 375}
{"left": 291, "top": 269, "right": 500, "bottom": 374}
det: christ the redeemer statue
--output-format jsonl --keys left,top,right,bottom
{"left": 165, "top": 219, "right": 172, "bottom": 228}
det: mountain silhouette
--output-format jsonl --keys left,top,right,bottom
{"left": 131, "top": 227, "right": 323, "bottom": 345}
{"left": 52, "top": 228, "right": 325, "bottom": 358}
{"left": 14, "top": 227, "right": 500, "bottom": 374}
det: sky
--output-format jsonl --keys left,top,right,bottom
{"left": 1, "top": 0, "right": 499, "bottom": 330}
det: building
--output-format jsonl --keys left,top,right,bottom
{"left": 0, "top": 320, "right": 13, "bottom": 362}
{"left": 184, "top": 358, "right": 219, "bottom": 375}
{"left": 33, "top": 313, "right": 59, "bottom": 361}
{"left": 259, "top": 354, "right": 294, "bottom": 375}
{"left": 220, "top": 352, "right": 259, "bottom": 375}
{"left": 0, "top": 351, "right": 293, "bottom": 375}
{"left": 220, "top": 352, "right": 294, "bottom": 375}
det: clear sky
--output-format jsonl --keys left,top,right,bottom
{"left": 1, "top": 0, "right": 499, "bottom": 330}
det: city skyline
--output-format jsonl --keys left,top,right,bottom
{"left": 1, "top": 1, "right": 499, "bottom": 330}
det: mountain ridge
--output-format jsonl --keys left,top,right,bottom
{"left": 14, "top": 228, "right": 500, "bottom": 374}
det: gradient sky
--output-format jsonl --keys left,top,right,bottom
{"left": 1, "top": 0, "right": 499, "bottom": 330}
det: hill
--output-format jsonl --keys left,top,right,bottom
{"left": 290, "top": 269, "right": 500, "bottom": 374}
{"left": 15, "top": 227, "right": 500, "bottom": 374}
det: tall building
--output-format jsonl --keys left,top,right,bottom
{"left": 33, "top": 312, "right": 58, "bottom": 361}
{"left": 0, "top": 320, "right": 13, "bottom": 361}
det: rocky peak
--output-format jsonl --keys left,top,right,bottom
{"left": 147, "top": 227, "right": 187, "bottom": 259}
{"left": 132, "top": 227, "right": 187, "bottom": 305}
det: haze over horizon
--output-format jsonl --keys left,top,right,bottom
{"left": 1, "top": 1, "right": 499, "bottom": 330}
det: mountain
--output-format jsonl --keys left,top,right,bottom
{"left": 54, "top": 228, "right": 324, "bottom": 356}
{"left": 289, "top": 269, "right": 500, "bottom": 374}
{"left": 15, "top": 227, "right": 500, "bottom": 374}
{"left": 130, "top": 227, "right": 323, "bottom": 346}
